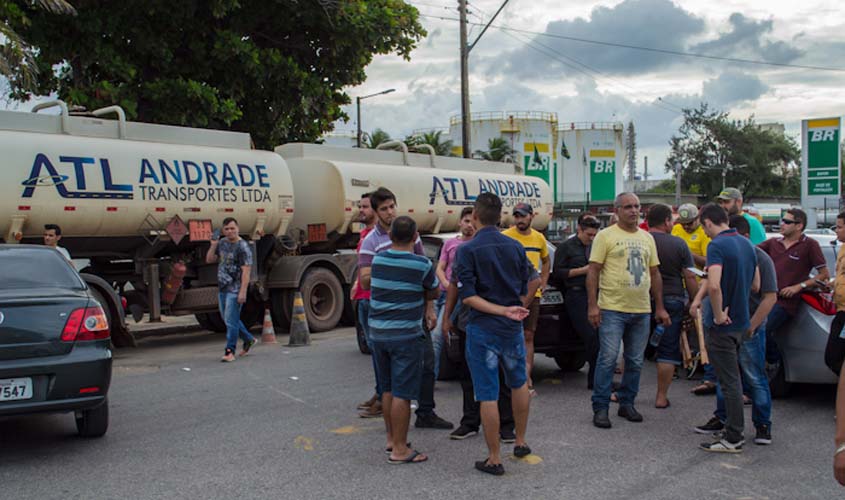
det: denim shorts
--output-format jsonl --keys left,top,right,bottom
{"left": 465, "top": 324, "right": 527, "bottom": 401}
{"left": 372, "top": 335, "right": 426, "bottom": 401}
{"left": 655, "top": 297, "right": 686, "bottom": 366}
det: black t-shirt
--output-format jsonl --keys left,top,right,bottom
{"left": 650, "top": 231, "right": 693, "bottom": 298}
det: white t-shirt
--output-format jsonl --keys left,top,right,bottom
{"left": 55, "top": 246, "right": 71, "bottom": 261}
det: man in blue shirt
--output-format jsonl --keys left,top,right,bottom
{"left": 370, "top": 216, "right": 440, "bottom": 465}
{"left": 690, "top": 203, "right": 759, "bottom": 453}
{"left": 455, "top": 193, "right": 541, "bottom": 476}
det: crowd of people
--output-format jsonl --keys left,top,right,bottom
{"left": 339, "top": 185, "right": 845, "bottom": 480}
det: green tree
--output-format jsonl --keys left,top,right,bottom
{"left": 4, "top": 0, "right": 425, "bottom": 149}
{"left": 474, "top": 137, "right": 516, "bottom": 162}
{"left": 417, "top": 130, "right": 453, "bottom": 156}
{"left": 0, "top": 0, "right": 76, "bottom": 92}
{"left": 366, "top": 128, "right": 392, "bottom": 149}
{"left": 666, "top": 103, "right": 800, "bottom": 200}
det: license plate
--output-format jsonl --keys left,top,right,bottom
{"left": 541, "top": 290, "right": 564, "bottom": 305}
{"left": 0, "top": 378, "right": 33, "bottom": 402}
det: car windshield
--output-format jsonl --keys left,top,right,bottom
{"left": 0, "top": 247, "right": 85, "bottom": 290}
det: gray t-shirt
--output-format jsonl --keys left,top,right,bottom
{"left": 215, "top": 239, "right": 253, "bottom": 293}
{"left": 651, "top": 231, "right": 693, "bottom": 298}
{"left": 751, "top": 247, "right": 777, "bottom": 316}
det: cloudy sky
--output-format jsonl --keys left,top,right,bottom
{"left": 340, "top": 0, "right": 845, "bottom": 178}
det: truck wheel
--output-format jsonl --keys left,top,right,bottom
{"left": 301, "top": 267, "right": 344, "bottom": 332}
{"left": 340, "top": 286, "right": 356, "bottom": 327}
{"left": 195, "top": 313, "right": 214, "bottom": 331}
{"left": 270, "top": 289, "right": 293, "bottom": 331}
{"left": 75, "top": 399, "right": 109, "bottom": 438}
{"left": 239, "top": 296, "right": 263, "bottom": 330}
{"left": 203, "top": 311, "right": 227, "bottom": 333}
{"left": 554, "top": 352, "right": 587, "bottom": 372}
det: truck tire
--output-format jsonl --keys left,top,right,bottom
{"left": 300, "top": 267, "right": 344, "bottom": 332}
{"left": 195, "top": 313, "right": 215, "bottom": 331}
{"left": 239, "top": 296, "right": 263, "bottom": 330}
{"left": 75, "top": 399, "right": 109, "bottom": 438}
{"left": 270, "top": 289, "right": 293, "bottom": 331}
{"left": 554, "top": 352, "right": 587, "bottom": 372}
{"left": 80, "top": 273, "right": 134, "bottom": 347}
{"left": 204, "top": 311, "right": 227, "bottom": 333}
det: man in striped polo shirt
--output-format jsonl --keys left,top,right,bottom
{"left": 370, "top": 216, "right": 440, "bottom": 464}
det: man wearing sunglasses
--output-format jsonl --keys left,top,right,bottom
{"left": 759, "top": 208, "right": 829, "bottom": 364}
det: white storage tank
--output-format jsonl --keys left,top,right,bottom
{"left": 448, "top": 111, "right": 558, "bottom": 199}
{"left": 556, "top": 122, "right": 625, "bottom": 205}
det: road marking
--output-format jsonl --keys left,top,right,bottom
{"left": 294, "top": 436, "right": 314, "bottom": 451}
{"left": 720, "top": 462, "right": 741, "bottom": 470}
{"left": 510, "top": 454, "right": 543, "bottom": 464}
{"left": 330, "top": 426, "right": 362, "bottom": 435}
{"left": 541, "top": 378, "right": 562, "bottom": 385}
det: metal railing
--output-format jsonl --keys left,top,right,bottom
{"left": 449, "top": 110, "right": 559, "bottom": 126}
{"left": 558, "top": 121, "right": 624, "bottom": 131}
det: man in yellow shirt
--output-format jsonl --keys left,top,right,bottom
{"left": 588, "top": 193, "right": 670, "bottom": 428}
{"left": 503, "top": 202, "right": 550, "bottom": 394}
{"left": 671, "top": 203, "right": 710, "bottom": 269}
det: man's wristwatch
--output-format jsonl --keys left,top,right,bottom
{"left": 800, "top": 282, "right": 808, "bottom": 290}
{"left": 836, "top": 443, "right": 845, "bottom": 456}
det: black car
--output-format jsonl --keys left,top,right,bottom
{"left": 0, "top": 245, "right": 113, "bottom": 437}
{"left": 420, "top": 234, "right": 585, "bottom": 379}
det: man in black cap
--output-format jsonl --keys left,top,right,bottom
{"left": 503, "top": 202, "right": 550, "bottom": 394}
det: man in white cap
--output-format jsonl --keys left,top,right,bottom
{"left": 672, "top": 204, "right": 710, "bottom": 269}
{"left": 717, "top": 188, "right": 766, "bottom": 245}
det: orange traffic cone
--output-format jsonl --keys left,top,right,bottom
{"left": 260, "top": 308, "right": 277, "bottom": 344}
{"left": 287, "top": 291, "right": 311, "bottom": 347}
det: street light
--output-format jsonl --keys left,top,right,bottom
{"left": 356, "top": 88, "right": 395, "bottom": 148}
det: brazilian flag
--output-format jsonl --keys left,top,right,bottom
{"left": 561, "top": 139, "right": 571, "bottom": 160}
{"left": 532, "top": 145, "right": 544, "bottom": 170}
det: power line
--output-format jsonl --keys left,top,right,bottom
{"left": 464, "top": 2, "right": 683, "bottom": 114}
{"left": 419, "top": 13, "right": 845, "bottom": 73}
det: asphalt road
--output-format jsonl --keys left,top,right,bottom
{"left": 1, "top": 327, "right": 842, "bottom": 500}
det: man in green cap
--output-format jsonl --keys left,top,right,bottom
{"left": 717, "top": 188, "right": 766, "bottom": 245}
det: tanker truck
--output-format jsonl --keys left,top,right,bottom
{"left": 0, "top": 102, "right": 554, "bottom": 346}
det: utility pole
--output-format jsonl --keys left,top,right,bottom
{"left": 643, "top": 155, "right": 649, "bottom": 182}
{"left": 459, "top": 0, "right": 471, "bottom": 158}
{"left": 458, "top": 0, "right": 509, "bottom": 159}
{"left": 674, "top": 161, "right": 681, "bottom": 207}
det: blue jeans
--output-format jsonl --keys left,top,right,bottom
{"left": 592, "top": 310, "right": 650, "bottom": 412}
{"left": 430, "top": 292, "right": 446, "bottom": 378}
{"left": 358, "top": 299, "right": 381, "bottom": 396}
{"left": 765, "top": 303, "right": 792, "bottom": 364}
{"left": 715, "top": 325, "right": 772, "bottom": 428}
{"left": 219, "top": 292, "right": 255, "bottom": 353}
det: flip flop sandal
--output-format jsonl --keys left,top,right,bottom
{"left": 388, "top": 449, "right": 427, "bottom": 465}
{"left": 385, "top": 442, "right": 412, "bottom": 454}
{"left": 655, "top": 400, "right": 671, "bottom": 409}
{"left": 514, "top": 445, "right": 532, "bottom": 458}
{"left": 475, "top": 459, "right": 505, "bottom": 476}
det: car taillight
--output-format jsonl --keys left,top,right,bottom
{"left": 61, "top": 306, "right": 110, "bottom": 342}
{"left": 801, "top": 292, "right": 837, "bottom": 316}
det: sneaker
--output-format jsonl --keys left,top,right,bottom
{"left": 239, "top": 338, "right": 257, "bottom": 356}
{"left": 415, "top": 413, "right": 454, "bottom": 429}
{"left": 357, "top": 394, "right": 378, "bottom": 410}
{"left": 450, "top": 425, "right": 478, "bottom": 440}
{"left": 617, "top": 405, "right": 643, "bottom": 422}
{"left": 754, "top": 425, "right": 772, "bottom": 445}
{"left": 700, "top": 437, "right": 744, "bottom": 453}
{"left": 221, "top": 350, "right": 236, "bottom": 362}
{"left": 359, "top": 400, "right": 383, "bottom": 418}
{"left": 499, "top": 429, "right": 516, "bottom": 443}
{"left": 593, "top": 409, "right": 612, "bottom": 429}
{"left": 694, "top": 416, "right": 725, "bottom": 434}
